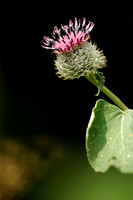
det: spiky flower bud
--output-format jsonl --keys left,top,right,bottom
{"left": 42, "top": 18, "right": 107, "bottom": 80}
{"left": 55, "top": 41, "right": 106, "bottom": 79}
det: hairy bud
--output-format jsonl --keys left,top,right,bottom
{"left": 54, "top": 41, "right": 107, "bottom": 80}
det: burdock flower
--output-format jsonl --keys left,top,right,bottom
{"left": 42, "top": 18, "right": 107, "bottom": 80}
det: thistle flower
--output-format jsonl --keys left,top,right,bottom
{"left": 42, "top": 18, "right": 107, "bottom": 80}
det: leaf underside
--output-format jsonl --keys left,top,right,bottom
{"left": 86, "top": 99, "right": 133, "bottom": 173}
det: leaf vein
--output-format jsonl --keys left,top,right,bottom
{"left": 120, "top": 115, "right": 125, "bottom": 152}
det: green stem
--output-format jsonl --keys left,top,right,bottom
{"left": 85, "top": 73, "right": 128, "bottom": 111}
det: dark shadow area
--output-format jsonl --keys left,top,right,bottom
{"left": 86, "top": 100, "right": 108, "bottom": 162}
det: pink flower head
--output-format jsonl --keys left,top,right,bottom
{"left": 42, "top": 17, "right": 94, "bottom": 53}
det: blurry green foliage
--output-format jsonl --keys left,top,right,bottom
{"left": 23, "top": 145, "right": 133, "bottom": 200}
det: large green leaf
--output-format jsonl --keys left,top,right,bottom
{"left": 86, "top": 99, "right": 133, "bottom": 173}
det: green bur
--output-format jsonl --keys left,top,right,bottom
{"left": 55, "top": 41, "right": 107, "bottom": 80}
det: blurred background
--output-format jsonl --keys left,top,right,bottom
{"left": 0, "top": 2, "right": 133, "bottom": 200}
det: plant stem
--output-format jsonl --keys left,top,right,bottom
{"left": 85, "top": 73, "right": 128, "bottom": 111}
